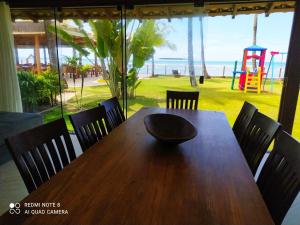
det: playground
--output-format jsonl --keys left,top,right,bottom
{"left": 232, "top": 44, "right": 287, "bottom": 94}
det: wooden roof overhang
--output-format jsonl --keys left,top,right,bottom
{"left": 13, "top": 34, "right": 87, "bottom": 48}
{"left": 9, "top": 1, "right": 295, "bottom": 21}
{"left": 12, "top": 22, "right": 89, "bottom": 47}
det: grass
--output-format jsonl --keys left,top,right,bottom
{"left": 43, "top": 76, "right": 300, "bottom": 140}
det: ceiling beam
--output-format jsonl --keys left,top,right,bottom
{"left": 232, "top": 4, "right": 237, "bottom": 19}
{"left": 9, "top": 1, "right": 295, "bottom": 20}
{"left": 265, "top": 2, "right": 275, "bottom": 17}
{"left": 194, "top": 0, "right": 204, "bottom": 7}
{"left": 7, "top": 0, "right": 296, "bottom": 8}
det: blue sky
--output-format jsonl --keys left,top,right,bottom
{"left": 17, "top": 12, "right": 294, "bottom": 64}
{"left": 154, "top": 12, "right": 294, "bottom": 62}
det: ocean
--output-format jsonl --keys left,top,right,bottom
{"left": 134, "top": 59, "right": 287, "bottom": 78}
{"left": 19, "top": 56, "right": 286, "bottom": 79}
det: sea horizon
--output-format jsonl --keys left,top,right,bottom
{"left": 18, "top": 56, "right": 287, "bottom": 78}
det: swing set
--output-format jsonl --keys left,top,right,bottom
{"left": 231, "top": 45, "right": 286, "bottom": 93}
{"left": 262, "top": 51, "right": 287, "bottom": 93}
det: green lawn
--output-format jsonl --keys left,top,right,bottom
{"left": 43, "top": 76, "right": 300, "bottom": 140}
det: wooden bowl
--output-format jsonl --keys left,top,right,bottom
{"left": 144, "top": 113, "right": 197, "bottom": 145}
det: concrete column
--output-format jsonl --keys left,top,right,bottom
{"left": 0, "top": 2, "right": 22, "bottom": 112}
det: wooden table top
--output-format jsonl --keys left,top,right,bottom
{"left": 0, "top": 107, "right": 274, "bottom": 225}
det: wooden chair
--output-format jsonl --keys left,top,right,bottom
{"left": 69, "top": 106, "right": 112, "bottom": 151}
{"left": 100, "top": 97, "right": 125, "bottom": 129}
{"left": 257, "top": 131, "right": 300, "bottom": 225}
{"left": 239, "top": 112, "right": 281, "bottom": 175}
{"left": 232, "top": 101, "right": 257, "bottom": 144}
{"left": 5, "top": 119, "right": 76, "bottom": 193}
{"left": 166, "top": 90, "right": 199, "bottom": 110}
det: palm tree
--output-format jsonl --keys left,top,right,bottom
{"left": 199, "top": 16, "right": 210, "bottom": 79}
{"left": 188, "top": 17, "right": 197, "bottom": 87}
{"left": 49, "top": 20, "right": 171, "bottom": 98}
{"left": 252, "top": 14, "right": 258, "bottom": 70}
{"left": 151, "top": 54, "right": 155, "bottom": 77}
{"left": 44, "top": 20, "right": 58, "bottom": 72}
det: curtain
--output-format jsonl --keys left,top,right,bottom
{"left": 0, "top": 2, "right": 23, "bottom": 112}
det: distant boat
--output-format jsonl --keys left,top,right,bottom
{"left": 159, "top": 57, "right": 187, "bottom": 60}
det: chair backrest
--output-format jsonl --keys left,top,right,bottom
{"left": 166, "top": 90, "right": 199, "bottom": 110}
{"left": 100, "top": 97, "right": 125, "bottom": 129}
{"left": 69, "top": 106, "right": 112, "bottom": 151}
{"left": 232, "top": 101, "right": 258, "bottom": 143}
{"left": 257, "top": 131, "right": 300, "bottom": 225}
{"left": 5, "top": 118, "right": 76, "bottom": 193}
{"left": 239, "top": 112, "right": 281, "bottom": 175}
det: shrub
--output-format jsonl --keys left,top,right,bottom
{"left": 17, "top": 70, "right": 62, "bottom": 112}
{"left": 41, "top": 70, "right": 61, "bottom": 106}
{"left": 17, "top": 71, "right": 39, "bottom": 112}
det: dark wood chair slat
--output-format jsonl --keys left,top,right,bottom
{"left": 54, "top": 136, "right": 70, "bottom": 167}
{"left": 30, "top": 148, "right": 49, "bottom": 182}
{"left": 189, "top": 99, "right": 193, "bottom": 110}
{"left": 92, "top": 120, "right": 102, "bottom": 140}
{"left": 166, "top": 90, "right": 199, "bottom": 110}
{"left": 78, "top": 127, "right": 89, "bottom": 150}
{"left": 239, "top": 112, "right": 281, "bottom": 175}
{"left": 63, "top": 133, "right": 76, "bottom": 161}
{"left": 69, "top": 106, "right": 111, "bottom": 151}
{"left": 184, "top": 99, "right": 188, "bottom": 109}
{"left": 195, "top": 99, "right": 198, "bottom": 109}
{"left": 45, "top": 140, "right": 63, "bottom": 172}
{"left": 232, "top": 101, "right": 257, "bottom": 143}
{"left": 257, "top": 130, "right": 300, "bottom": 225}
{"left": 18, "top": 156, "right": 36, "bottom": 192}
{"left": 83, "top": 125, "right": 94, "bottom": 148}
{"left": 5, "top": 118, "right": 76, "bottom": 193}
{"left": 87, "top": 123, "right": 98, "bottom": 143}
{"left": 98, "top": 119, "right": 108, "bottom": 137}
{"left": 22, "top": 152, "right": 43, "bottom": 188}
{"left": 36, "top": 144, "right": 55, "bottom": 177}
{"left": 100, "top": 97, "right": 125, "bottom": 129}
{"left": 180, "top": 99, "right": 184, "bottom": 109}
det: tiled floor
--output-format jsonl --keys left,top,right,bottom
{"left": 0, "top": 135, "right": 299, "bottom": 224}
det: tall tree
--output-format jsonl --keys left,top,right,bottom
{"left": 188, "top": 17, "right": 197, "bottom": 87}
{"left": 252, "top": 14, "right": 258, "bottom": 70}
{"left": 44, "top": 20, "right": 58, "bottom": 72}
{"left": 151, "top": 54, "right": 155, "bottom": 77}
{"left": 199, "top": 16, "right": 210, "bottom": 79}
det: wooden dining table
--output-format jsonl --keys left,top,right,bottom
{"left": 0, "top": 107, "right": 274, "bottom": 225}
